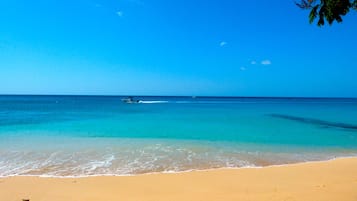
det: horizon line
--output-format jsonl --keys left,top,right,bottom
{"left": 0, "top": 94, "right": 356, "bottom": 99}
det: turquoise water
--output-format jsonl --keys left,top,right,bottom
{"left": 1, "top": 95, "right": 357, "bottom": 176}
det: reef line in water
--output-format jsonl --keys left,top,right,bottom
{"left": 269, "top": 114, "right": 357, "bottom": 130}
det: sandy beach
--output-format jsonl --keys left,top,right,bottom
{"left": 1, "top": 157, "right": 356, "bottom": 201}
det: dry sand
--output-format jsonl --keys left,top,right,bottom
{"left": 1, "top": 157, "right": 357, "bottom": 201}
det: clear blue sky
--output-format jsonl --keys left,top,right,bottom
{"left": 1, "top": 0, "right": 356, "bottom": 97}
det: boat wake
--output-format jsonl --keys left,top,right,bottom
{"left": 138, "top": 101, "right": 169, "bottom": 104}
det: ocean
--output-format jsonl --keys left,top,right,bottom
{"left": 1, "top": 95, "right": 357, "bottom": 177}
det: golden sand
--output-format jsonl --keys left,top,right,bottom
{"left": 1, "top": 157, "right": 357, "bottom": 201}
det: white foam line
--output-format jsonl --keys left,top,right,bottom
{"left": 1, "top": 156, "right": 356, "bottom": 179}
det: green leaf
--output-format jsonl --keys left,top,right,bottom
{"left": 309, "top": 5, "right": 319, "bottom": 23}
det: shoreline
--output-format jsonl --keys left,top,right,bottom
{"left": 1, "top": 157, "right": 357, "bottom": 201}
{"left": 1, "top": 155, "right": 356, "bottom": 178}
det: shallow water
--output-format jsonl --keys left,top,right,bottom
{"left": 1, "top": 95, "right": 357, "bottom": 177}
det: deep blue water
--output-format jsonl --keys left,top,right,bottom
{"left": 1, "top": 95, "right": 357, "bottom": 176}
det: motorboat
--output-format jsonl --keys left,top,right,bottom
{"left": 121, "top": 97, "right": 140, "bottom": 104}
